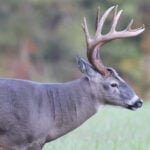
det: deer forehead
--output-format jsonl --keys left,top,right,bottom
{"left": 106, "top": 75, "right": 124, "bottom": 84}
{"left": 106, "top": 68, "right": 125, "bottom": 83}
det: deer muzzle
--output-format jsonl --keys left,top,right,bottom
{"left": 127, "top": 98, "right": 143, "bottom": 110}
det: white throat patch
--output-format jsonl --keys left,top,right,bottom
{"left": 96, "top": 103, "right": 104, "bottom": 112}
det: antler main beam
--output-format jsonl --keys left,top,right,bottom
{"left": 82, "top": 5, "right": 145, "bottom": 76}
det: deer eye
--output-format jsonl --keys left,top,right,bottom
{"left": 110, "top": 83, "right": 118, "bottom": 88}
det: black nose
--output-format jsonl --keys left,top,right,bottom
{"left": 127, "top": 98, "right": 143, "bottom": 110}
{"left": 134, "top": 99, "right": 143, "bottom": 108}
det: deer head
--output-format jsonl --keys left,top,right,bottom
{"left": 77, "top": 5, "right": 145, "bottom": 110}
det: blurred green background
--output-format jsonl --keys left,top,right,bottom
{"left": 0, "top": 0, "right": 149, "bottom": 99}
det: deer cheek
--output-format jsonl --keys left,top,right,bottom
{"left": 102, "top": 84, "right": 109, "bottom": 91}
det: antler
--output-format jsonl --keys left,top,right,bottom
{"left": 82, "top": 5, "right": 145, "bottom": 76}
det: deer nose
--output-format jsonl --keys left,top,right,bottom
{"left": 127, "top": 98, "right": 143, "bottom": 110}
{"left": 134, "top": 99, "right": 143, "bottom": 108}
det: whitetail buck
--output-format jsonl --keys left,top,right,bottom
{"left": 0, "top": 5, "right": 145, "bottom": 150}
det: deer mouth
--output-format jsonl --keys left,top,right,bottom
{"left": 127, "top": 99, "right": 143, "bottom": 110}
{"left": 127, "top": 105, "right": 139, "bottom": 111}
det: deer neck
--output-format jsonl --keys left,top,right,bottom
{"left": 45, "top": 77, "right": 103, "bottom": 140}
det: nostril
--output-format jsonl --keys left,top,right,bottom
{"left": 135, "top": 100, "right": 143, "bottom": 108}
{"left": 127, "top": 98, "right": 143, "bottom": 110}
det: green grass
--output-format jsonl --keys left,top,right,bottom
{"left": 43, "top": 102, "right": 150, "bottom": 150}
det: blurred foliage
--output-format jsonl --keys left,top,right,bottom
{"left": 0, "top": 0, "right": 149, "bottom": 98}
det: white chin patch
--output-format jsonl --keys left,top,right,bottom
{"left": 130, "top": 106, "right": 137, "bottom": 111}
{"left": 96, "top": 104, "right": 104, "bottom": 112}
{"left": 127, "top": 95, "right": 139, "bottom": 105}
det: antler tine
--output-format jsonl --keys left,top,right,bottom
{"left": 94, "top": 7, "right": 101, "bottom": 61}
{"left": 126, "top": 19, "right": 145, "bottom": 36}
{"left": 96, "top": 6, "right": 115, "bottom": 37}
{"left": 95, "top": 6, "right": 100, "bottom": 31}
{"left": 110, "top": 6, "right": 123, "bottom": 32}
{"left": 126, "top": 19, "right": 134, "bottom": 30}
{"left": 82, "top": 17, "right": 92, "bottom": 51}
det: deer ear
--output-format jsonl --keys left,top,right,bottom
{"left": 76, "top": 56, "right": 97, "bottom": 77}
